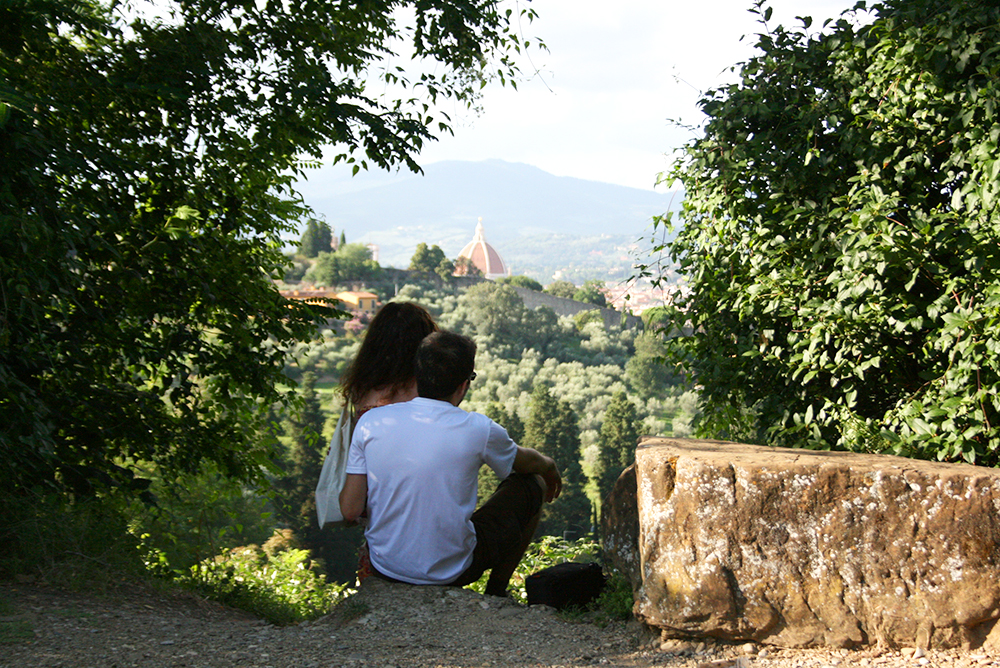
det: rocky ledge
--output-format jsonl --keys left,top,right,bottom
{"left": 602, "top": 437, "right": 1000, "bottom": 651}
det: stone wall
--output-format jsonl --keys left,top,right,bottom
{"left": 511, "top": 287, "right": 642, "bottom": 329}
{"left": 602, "top": 437, "right": 1000, "bottom": 650}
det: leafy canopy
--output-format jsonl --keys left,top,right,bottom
{"left": 573, "top": 280, "right": 608, "bottom": 308}
{"left": 1, "top": 0, "right": 542, "bottom": 494}
{"left": 544, "top": 280, "right": 578, "bottom": 300}
{"left": 409, "top": 242, "right": 448, "bottom": 273}
{"left": 657, "top": 0, "right": 1000, "bottom": 465}
{"left": 304, "top": 243, "right": 380, "bottom": 287}
{"left": 299, "top": 219, "right": 334, "bottom": 258}
{"left": 498, "top": 275, "right": 544, "bottom": 292}
{"left": 408, "top": 242, "right": 458, "bottom": 280}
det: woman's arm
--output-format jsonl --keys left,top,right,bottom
{"left": 339, "top": 473, "right": 368, "bottom": 522}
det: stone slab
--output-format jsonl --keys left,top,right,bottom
{"left": 602, "top": 437, "right": 1000, "bottom": 649}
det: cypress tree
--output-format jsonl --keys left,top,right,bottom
{"left": 316, "top": 222, "right": 334, "bottom": 255}
{"left": 596, "top": 391, "right": 640, "bottom": 502}
{"left": 299, "top": 219, "right": 321, "bottom": 257}
{"left": 524, "top": 384, "right": 591, "bottom": 538}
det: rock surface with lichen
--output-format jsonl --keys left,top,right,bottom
{"left": 602, "top": 437, "right": 1000, "bottom": 650}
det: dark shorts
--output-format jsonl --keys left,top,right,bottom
{"left": 448, "top": 472, "right": 545, "bottom": 587}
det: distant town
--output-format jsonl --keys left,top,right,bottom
{"left": 281, "top": 217, "right": 683, "bottom": 318}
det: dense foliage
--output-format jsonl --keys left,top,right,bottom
{"left": 409, "top": 242, "right": 449, "bottom": 274}
{"left": 498, "top": 275, "right": 544, "bottom": 291}
{"left": 660, "top": 0, "right": 1000, "bottom": 464}
{"left": 545, "top": 280, "right": 578, "bottom": 299}
{"left": 1, "top": 0, "right": 538, "bottom": 496}
{"left": 522, "top": 384, "right": 592, "bottom": 537}
{"left": 181, "top": 531, "right": 354, "bottom": 625}
{"left": 298, "top": 219, "right": 334, "bottom": 258}
{"left": 573, "top": 280, "right": 609, "bottom": 307}
{"left": 595, "top": 392, "right": 640, "bottom": 501}
{"left": 304, "top": 243, "right": 382, "bottom": 286}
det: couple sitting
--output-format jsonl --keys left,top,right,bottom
{"left": 339, "top": 330, "right": 562, "bottom": 596}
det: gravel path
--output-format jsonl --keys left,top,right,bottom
{"left": 2, "top": 579, "right": 997, "bottom": 668}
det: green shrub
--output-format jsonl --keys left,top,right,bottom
{"left": 594, "top": 571, "right": 635, "bottom": 621}
{"left": 658, "top": 0, "right": 1000, "bottom": 464}
{"left": 130, "top": 462, "right": 275, "bottom": 575}
{"left": 180, "top": 535, "right": 353, "bottom": 625}
{"left": 0, "top": 490, "right": 145, "bottom": 589}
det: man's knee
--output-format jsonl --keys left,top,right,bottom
{"left": 491, "top": 472, "right": 544, "bottom": 520}
{"left": 511, "top": 471, "right": 545, "bottom": 509}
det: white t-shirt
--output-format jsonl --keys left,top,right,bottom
{"left": 346, "top": 397, "right": 517, "bottom": 585}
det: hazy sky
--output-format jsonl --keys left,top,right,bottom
{"left": 407, "top": 0, "right": 867, "bottom": 192}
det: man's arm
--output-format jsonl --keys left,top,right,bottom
{"left": 513, "top": 446, "right": 562, "bottom": 502}
{"left": 339, "top": 473, "right": 368, "bottom": 522}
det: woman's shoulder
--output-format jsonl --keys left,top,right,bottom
{"left": 354, "top": 381, "right": 418, "bottom": 417}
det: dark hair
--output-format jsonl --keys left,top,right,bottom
{"left": 340, "top": 302, "right": 438, "bottom": 405}
{"left": 416, "top": 331, "right": 477, "bottom": 400}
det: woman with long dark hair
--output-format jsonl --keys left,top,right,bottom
{"left": 326, "top": 301, "right": 438, "bottom": 577}
{"left": 339, "top": 301, "right": 439, "bottom": 416}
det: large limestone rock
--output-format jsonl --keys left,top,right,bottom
{"left": 602, "top": 437, "right": 1000, "bottom": 650}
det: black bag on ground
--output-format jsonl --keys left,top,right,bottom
{"left": 525, "top": 562, "right": 606, "bottom": 610}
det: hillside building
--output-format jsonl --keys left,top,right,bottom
{"left": 336, "top": 290, "right": 379, "bottom": 315}
{"left": 455, "top": 218, "right": 509, "bottom": 280}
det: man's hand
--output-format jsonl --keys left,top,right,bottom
{"left": 513, "top": 446, "right": 562, "bottom": 503}
{"left": 540, "top": 457, "right": 562, "bottom": 503}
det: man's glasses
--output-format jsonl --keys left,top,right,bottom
{"left": 468, "top": 372, "right": 477, "bottom": 382}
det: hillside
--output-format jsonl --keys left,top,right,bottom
{"left": 294, "top": 159, "right": 682, "bottom": 283}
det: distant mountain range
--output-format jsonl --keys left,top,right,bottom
{"left": 294, "top": 159, "right": 682, "bottom": 283}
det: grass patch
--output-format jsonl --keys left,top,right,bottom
{"left": 0, "top": 619, "right": 34, "bottom": 644}
{"left": 0, "top": 592, "right": 34, "bottom": 644}
{"left": 543, "top": 572, "right": 634, "bottom": 626}
{"left": 591, "top": 571, "right": 635, "bottom": 623}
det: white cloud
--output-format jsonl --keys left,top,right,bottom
{"left": 417, "top": 0, "right": 864, "bottom": 190}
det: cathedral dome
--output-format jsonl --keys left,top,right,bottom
{"left": 457, "top": 219, "right": 508, "bottom": 279}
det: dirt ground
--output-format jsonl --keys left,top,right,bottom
{"left": 2, "top": 578, "right": 996, "bottom": 668}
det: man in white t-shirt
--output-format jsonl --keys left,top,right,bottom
{"left": 339, "top": 330, "right": 562, "bottom": 596}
